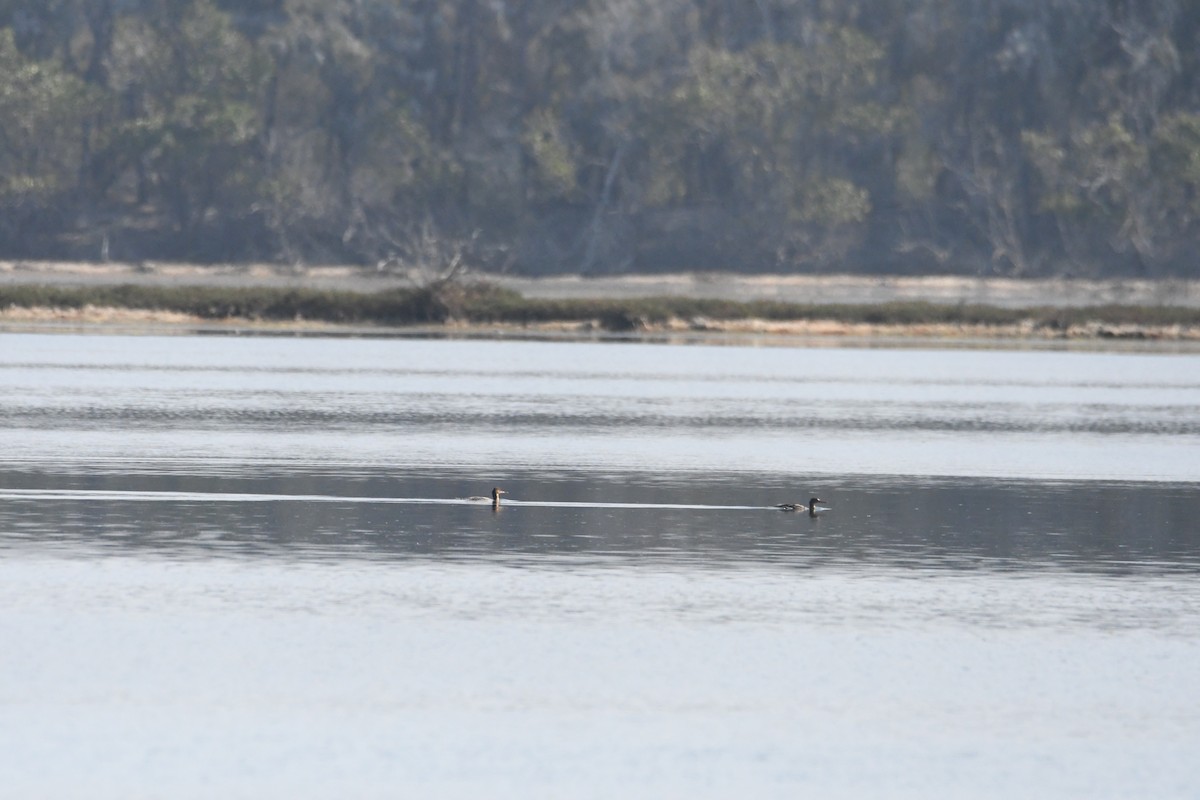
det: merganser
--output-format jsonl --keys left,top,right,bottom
{"left": 776, "top": 497, "right": 826, "bottom": 516}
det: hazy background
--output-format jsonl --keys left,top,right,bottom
{"left": 4, "top": 1, "right": 1200, "bottom": 279}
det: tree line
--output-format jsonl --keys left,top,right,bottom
{"left": 2, "top": 0, "right": 1200, "bottom": 278}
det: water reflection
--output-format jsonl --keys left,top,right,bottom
{"left": 3, "top": 333, "right": 1200, "bottom": 480}
{"left": 2, "top": 467, "right": 1196, "bottom": 574}
{"left": 4, "top": 335, "right": 1200, "bottom": 798}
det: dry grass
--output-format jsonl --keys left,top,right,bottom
{"left": 2, "top": 282, "right": 1199, "bottom": 341}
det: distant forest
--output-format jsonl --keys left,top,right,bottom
{"left": 3, "top": 0, "right": 1200, "bottom": 277}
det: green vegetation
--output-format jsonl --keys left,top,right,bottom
{"left": 3, "top": 283, "right": 1197, "bottom": 334}
{"left": 2, "top": 1, "right": 1200, "bottom": 279}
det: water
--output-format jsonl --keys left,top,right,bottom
{"left": 2, "top": 332, "right": 1199, "bottom": 798}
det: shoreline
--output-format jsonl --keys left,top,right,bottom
{"left": 2, "top": 304, "right": 1198, "bottom": 350}
{"left": 2, "top": 261, "right": 1200, "bottom": 348}
{"left": 5, "top": 259, "right": 1200, "bottom": 308}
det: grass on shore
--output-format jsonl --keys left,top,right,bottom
{"left": 2, "top": 282, "right": 1199, "bottom": 332}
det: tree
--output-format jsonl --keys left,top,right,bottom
{"left": 0, "top": 27, "right": 98, "bottom": 252}
{"left": 654, "top": 24, "right": 894, "bottom": 269}
{"left": 94, "top": 0, "right": 269, "bottom": 255}
{"left": 2, "top": 0, "right": 1200, "bottom": 277}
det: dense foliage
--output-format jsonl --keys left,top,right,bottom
{"left": 3, "top": 0, "right": 1200, "bottom": 277}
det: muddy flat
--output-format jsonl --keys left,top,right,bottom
{"left": 3, "top": 260, "right": 1198, "bottom": 308}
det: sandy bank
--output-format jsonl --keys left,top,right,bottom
{"left": 3, "top": 260, "right": 1199, "bottom": 309}
{"left": 2, "top": 303, "right": 1197, "bottom": 348}
{"left": 3, "top": 260, "right": 1199, "bottom": 346}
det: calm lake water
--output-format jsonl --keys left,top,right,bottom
{"left": 2, "top": 332, "right": 1199, "bottom": 798}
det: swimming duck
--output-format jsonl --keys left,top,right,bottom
{"left": 467, "top": 487, "right": 507, "bottom": 507}
{"left": 776, "top": 497, "right": 826, "bottom": 515}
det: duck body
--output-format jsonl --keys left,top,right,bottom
{"left": 467, "top": 487, "right": 507, "bottom": 506}
{"left": 776, "top": 497, "right": 826, "bottom": 515}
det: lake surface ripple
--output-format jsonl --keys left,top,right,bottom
{"left": 1, "top": 333, "right": 1198, "bottom": 798}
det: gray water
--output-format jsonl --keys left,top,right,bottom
{"left": 2, "top": 333, "right": 1199, "bottom": 798}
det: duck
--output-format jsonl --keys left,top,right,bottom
{"left": 775, "top": 497, "right": 826, "bottom": 516}
{"left": 467, "top": 487, "right": 507, "bottom": 507}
